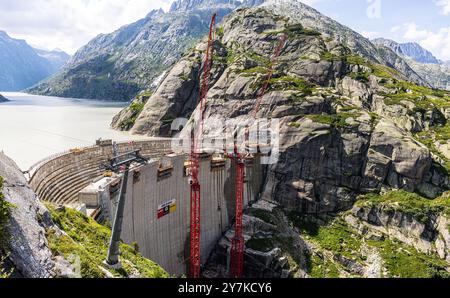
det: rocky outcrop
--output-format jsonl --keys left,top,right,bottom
{"left": 0, "top": 152, "right": 168, "bottom": 278}
{"left": 204, "top": 200, "right": 309, "bottom": 278}
{"left": 345, "top": 205, "right": 450, "bottom": 262}
{"left": 0, "top": 152, "right": 73, "bottom": 278}
{"left": 111, "top": 90, "right": 153, "bottom": 131}
{"left": 262, "top": 1, "right": 427, "bottom": 86}
{"left": 130, "top": 56, "right": 204, "bottom": 135}
{"left": 118, "top": 7, "right": 450, "bottom": 277}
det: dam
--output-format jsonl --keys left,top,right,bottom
{"left": 27, "top": 139, "right": 266, "bottom": 275}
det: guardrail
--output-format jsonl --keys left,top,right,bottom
{"left": 26, "top": 138, "right": 173, "bottom": 183}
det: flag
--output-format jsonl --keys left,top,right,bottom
{"left": 157, "top": 199, "right": 177, "bottom": 219}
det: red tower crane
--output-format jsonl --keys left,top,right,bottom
{"left": 188, "top": 13, "right": 216, "bottom": 279}
{"left": 229, "top": 34, "right": 287, "bottom": 278}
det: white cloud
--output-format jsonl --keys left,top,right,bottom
{"left": 0, "top": 0, "right": 173, "bottom": 54}
{"left": 391, "top": 22, "right": 450, "bottom": 61}
{"left": 391, "top": 22, "right": 429, "bottom": 40}
{"left": 360, "top": 30, "right": 381, "bottom": 39}
{"left": 437, "top": 0, "right": 450, "bottom": 15}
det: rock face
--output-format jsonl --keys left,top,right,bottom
{"left": 28, "top": 0, "right": 261, "bottom": 101}
{"left": 116, "top": 7, "right": 450, "bottom": 277}
{"left": 0, "top": 31, "right": 69, "bottom": 91}
{"left": 0, "top": 152, "right": 166, "bottom": 278}
{"left": 403, "top": 58, "right": 450, "bottom": 91}
{"left": 0, "top": 152, "right": 72, "bottom": 278}
{"left": 126, "top": 2, "right": 430, "bottom": 136}
{"left": 264, "top": 2, "right": 427, "bottom": 87}
{"left": 346, "top": 204, "right": 450, "bottom": 262}
{"left": 127, "top": 7, "right": 447, "bottom": 207}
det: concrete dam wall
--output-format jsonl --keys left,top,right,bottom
{"left": 27, "top": 139, "right": 266, "bottom": 275}
{"left": 102, "top": 154, "right": 265, "bottom": 275}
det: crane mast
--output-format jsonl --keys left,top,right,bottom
{"left": 229, "top": 34, "right": 287, "bottom": 278}
{"left": 189, "top": 13, "right": 216, "bottom": 279}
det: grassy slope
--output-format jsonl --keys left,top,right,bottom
{"left": 288, "top": 213, "right": 449, "bottom": 278}
{"left": 357, "top": 190, "right": 450, "bottom": 222}
{"left": 46, "top": 205, "right": 168, "bottom": 278}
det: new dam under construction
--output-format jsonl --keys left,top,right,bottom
{"left": 26, "top": 139, "right": 267, "bottom": 276}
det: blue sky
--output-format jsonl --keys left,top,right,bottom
{"left": 306, "top": 0, "right": 450, "bottom": 60}
{"left": 310, "top": 0, "right": 448, "bottom": 36}
{"left": 0, "top": 0, "right": 449, "bottom": 60}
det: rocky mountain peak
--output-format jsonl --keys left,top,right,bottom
{"left": 0, "top": 93, "right": 9, "bottom": 103}
{"left": 170, "top": 0, "right": 226, "bottom": 12}
{"left": 28, "top": 0, "right": 258, "bottom": 101}
{"left": 28, "top": 0, "right": 427, "bottom": 101}
{"left": 0, "top": 30, "right": 9, "bottom": 38}
{"left": 169, "top": 0, "right": 264, "bottom": 12}
{"left": 372, "top": 38, "right": 402, "bottom": 53}
{"left": 145, "top": 8, "right": 165, "bottom": 19}
{"left": 400, "top": 41, "right": 440, "bottom": 64}
{"left": 373, "top": 38, "right": 439, "bottom": 64}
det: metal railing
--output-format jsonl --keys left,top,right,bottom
{"left": 26, "top": 139, "right": 173, "bottom": 183}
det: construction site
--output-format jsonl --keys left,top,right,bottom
{"left": 25, "top": 14, "right": 285, "bottom": 278}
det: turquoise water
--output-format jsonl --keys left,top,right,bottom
{"left": 0, "top": 92, "right": 146, "bottom": 170}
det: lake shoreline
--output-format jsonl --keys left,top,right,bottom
{"left": 0, "top": 93, "right": 146, "bottom": 170}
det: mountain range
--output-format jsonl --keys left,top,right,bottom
{"left": 0, "top": 31, "right": 69, "bottom": 91}
{"left": 373, "top": 38, "right": 450, "bottom": 90}
{"left": 27, "top": 0, "right": 265, "bottom": 101}
{"left": 7, "top": 0, "right": 449, "bottom": 99}
{"left": 373, "top": 38, "right": 440, "bottom": 64}
{"left": 30, "top": 0, "right": 437, "bottom": 102}
{"left": 112, "top": 0, "right": 433, "bottom": 131}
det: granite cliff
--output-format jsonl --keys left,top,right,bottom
{"left": 113, "top": 5, "right": 450, "bottom": 277}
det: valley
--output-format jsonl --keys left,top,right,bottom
{"left": 0, "top": 93, "right": 146, "bottom": 170}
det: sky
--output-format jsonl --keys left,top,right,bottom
{"left": 0, "top": 0, "right": 173, "bottom": 54}
{"left": 0, "top": 0, "right": 449, "bottom": 61}
{"left": 305, "top": 0, "right": 450, "bottom": 61}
